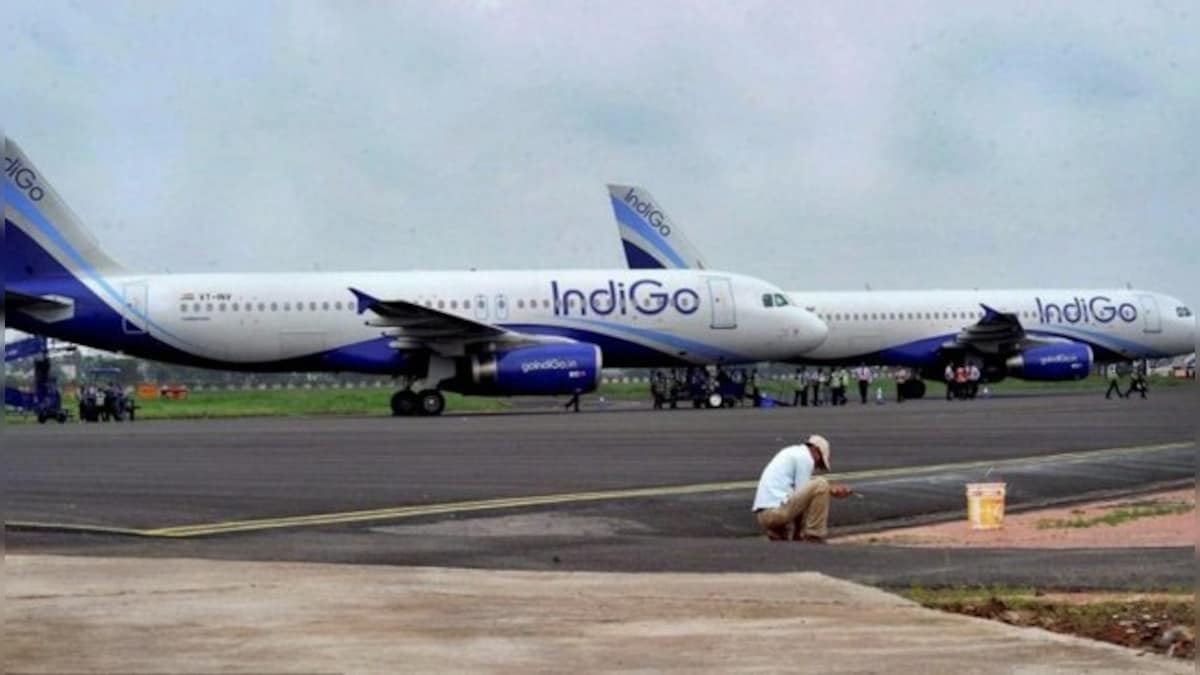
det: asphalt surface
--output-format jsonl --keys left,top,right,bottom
{"left": 6, "top": 388, "right": 1195, "bottom": 588}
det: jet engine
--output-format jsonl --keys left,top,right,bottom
{"left": 1004, "top": 343, "right": 1093, "bottom": 381}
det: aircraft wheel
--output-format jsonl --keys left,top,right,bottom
{"left": 56, "top": 412, "right": 68, "bottom": 424}
{"left": 391, "top": 390, "right": 418, "bottom": 417}
{"left": 417, "top": 389, "right": 446, "bottom": 416}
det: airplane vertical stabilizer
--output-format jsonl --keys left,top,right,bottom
{"left": 607, "top": 184, "right": 707, "bottom": 270}
{"left": 4, "top": 137, "right": 126, "bottom": 285}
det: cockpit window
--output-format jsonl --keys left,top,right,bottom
{"left": 1178, "top": 306, "right": 1192, "bottom": 318}
{"left": 762, "top": 293, "right": 774, "bottom": 308}
{"left": 774, "top": 294, "right": 789, "bottom": 307}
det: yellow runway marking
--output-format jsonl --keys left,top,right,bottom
{"left": 7, "top": 441, "right": 1191, "bottom": 539}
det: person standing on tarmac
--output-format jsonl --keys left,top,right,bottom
{"left": 944, "top": 363, "right": 955, "bottom": 400}
{"left": 1125, "top": 362, "right": 1148, "bottom": 399}
{"left": 1104, "top": 364, "right": 1125, "bottom": 399}
{"left": 812, "top": 368, "right": 826, "bottom": 407}
{"left": 793, "top": 368, "right": 808, "bottom": 407}
{"left": 954, "top": 364, "right": 968, "bottom": 400}
{"left": 967, "top": 363, "right": 982, "bottom": 399}
{"left": 855, "top": 363, "right": 872, "bottom": 404}
{"left": 752, "top": 435, "right": 853, "bottom": 542}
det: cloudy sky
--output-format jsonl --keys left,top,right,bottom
{"left": 5, "top": 1, "right": 1196, "bottom": 301}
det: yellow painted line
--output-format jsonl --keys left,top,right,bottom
{"left": 7, "top": 441, "right": 1191, "bottom": 539}
{"left": 4, "top": 521, "right": 153, "bottom": 537}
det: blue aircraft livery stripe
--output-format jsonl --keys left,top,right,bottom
{"left": 555, "top": 317, "right": 752, "bottom": 363}
{"left": 621, "top": 240, "right": 666, "bottom": 270}
{"left": 611, "top": 197, "right": 688, "bottom": 268}
{"left": 1028, "top": 327, "right": 1167, "bottom": 359}
{"left": 5, "top": 185, "right": 202, "bottom": 349}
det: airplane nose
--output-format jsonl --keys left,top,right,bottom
{"left": 792, "top": 310, "right": 828, "bottom": 353}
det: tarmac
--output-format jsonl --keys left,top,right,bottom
{"left": 5, "top": 388, "right": 1194, "bottom": 672}
{"left": 5, "top": 388, "right": 1194, "bottom": 587}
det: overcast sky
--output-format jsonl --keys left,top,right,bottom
{"left": 5, "top": 1, "right": 1196, "bottom": 302}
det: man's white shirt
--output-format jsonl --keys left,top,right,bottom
{"left": 752, "top": 445, "right": 815, "bottom": 511}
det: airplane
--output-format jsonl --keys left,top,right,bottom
{"left": 2, "top": 138, "right": 829, "bottom": 416}
{"left": 608, "top": 184, "right": 1195, "bottom": 396}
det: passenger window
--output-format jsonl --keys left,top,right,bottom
{"left": 296, "top": 302, "right": 304, "bottom": 312}
{"left": 270, "top": 302, "right": 278, "bottom": 311}
{"left": 322, "top": 302, "right": 330, "bottom": 311}
{"left": 464, "top": 299, "right": 471, "bottom": 310}
{"left": 258, "top": 302, "right": 266, "bottom": 311}
{"left": 309, "top": 302, "right": 317, "bottom": 311}
{"left": 517, "top": 299, "right": 525, "bottom": 309}
{"left": 180, "top": 304, "right": 188, "bottom": 313}
{"left": 219, "top": 303, "right": 226, "bottom": 312}
{"left": 762, "top": 294, "right": 774, "bottom": 308}
{"left": 206, "top": 303, "right": 214, "bottom": 312}
{"left": 437, "top": 300, "right": 445, "bottom": 309}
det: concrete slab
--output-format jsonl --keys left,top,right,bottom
{"left": 6, "top": 555, "right": 1188, "bottom": 674}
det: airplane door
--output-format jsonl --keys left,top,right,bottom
{"left": 474, "top": 294, "right": 489, "bottom": 320}
{"left": 707, "top": 277, "right": 737, "bottom": 329}
{"left": 1138, "top": 294, "right": 1162, "bottom": 334}
{"left": 121, "top": 281, "right": 149, "bottom": 335}
{"left": 495, "top": 294, "right": 509, "bottom": 321}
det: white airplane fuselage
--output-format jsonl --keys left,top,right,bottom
{"left": 9, "top": 267, "right": 827, "bottom": 373}
{"left": 791, "top": 288, "right": 1192, "bottom": 365}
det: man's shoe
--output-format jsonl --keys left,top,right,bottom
{"left": 798, "top": 535, "right": 827, "bottom": 544}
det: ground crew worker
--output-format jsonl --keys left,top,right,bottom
{"left": 830, "top": 368, "right": 846, "bottom": 406}
{"left": 752, "top": 434, "right": 852, "bottom": 542}
{"left": 967, "top": 363, "right": 981, "bottom": 399}
{"left": 1104, "top": 364, "right": 1125, "bottom": 399}
{"left": 792, "top": 368, "right": 808, "bottom": 407}
{"left": 812, "top": 368, "right": 827, "bottom": 407}
{"left": 954, "top": 365, "right": 968, "bottom": 400}
{"left": 944, "top": 363, "right": 955, "bottom": 400}
{"left": 1125, "top": 363, "right": 1148, "bottom": 399}
{"left": 855, "top": 363, "right": 872, "bottom": 404}
{"left": 895, "top": 366, "right": 910, "bottom": 403}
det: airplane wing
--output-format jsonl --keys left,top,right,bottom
{"left": 949, "top": 304, "right": 1070, "bottom": 355}
{"left": 349, "top": 288, "right": 571, "bottom": 354}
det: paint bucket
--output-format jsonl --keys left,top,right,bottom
{"left": 966, "top": 482, "right": 1007, "bottom": 530}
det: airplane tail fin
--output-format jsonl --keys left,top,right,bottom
{"left": 4, "top": 137, "right": 126, "bottom": 285}
{"left": 606, "top": 184, "right": 708, "bottom": 270}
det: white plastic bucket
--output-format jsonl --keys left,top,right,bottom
{"left": 966, "top": 482, "right": 1007, "bottom": 530}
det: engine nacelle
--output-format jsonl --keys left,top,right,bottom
{"left": 1005, "top": 343, "right": 1093, "bottom": 381}
{"left": 456, "top": 343, "right": 602, "bottom": 396}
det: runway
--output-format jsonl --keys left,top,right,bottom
{"left": 6, "top": 389, "right": 1194, "bottom": 587}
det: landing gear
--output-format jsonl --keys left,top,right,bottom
{"left": 417, "top": 389, "right": 445, "bottom": 416}
{"left": 390, "top": 390, "right": 418, "bottom": 417}
{"left": 390, "top": 389, "right": 446, "bottom": 416}
{"left": 897, "top": 379, "right": 927, "bottom": 400}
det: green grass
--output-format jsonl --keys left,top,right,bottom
{"left": 6, "top": 373, "right": 1189, "bottom": 422}
{"left": 7, "top": 388, "right": 511, "bottom": 422}
{"left": 1036, "top": 501, "right": 1194, "bottom": 530}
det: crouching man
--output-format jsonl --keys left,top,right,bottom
{"left": 751, "top": 434, "right": 852, "bottom": 542}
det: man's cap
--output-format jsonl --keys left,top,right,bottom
{"left": 807, "top": 434, "right": 831, "bottom": 470}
